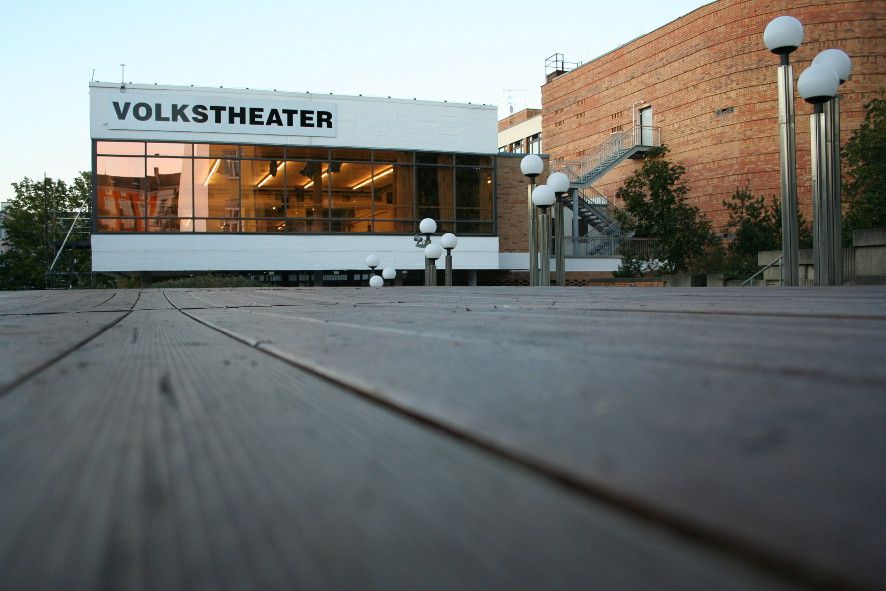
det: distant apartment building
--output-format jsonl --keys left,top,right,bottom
{"left": 498, "top": 109, "right": 542, "bottom": 155}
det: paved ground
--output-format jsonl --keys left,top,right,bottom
{"left": 1, "top": 286, "right": 884, "bottom": 590}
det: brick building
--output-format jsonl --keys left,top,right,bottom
{"left": 541, "top": 0, "right": 885, "bottom": 231}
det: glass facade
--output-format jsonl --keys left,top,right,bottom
{"left": 94, "top": 142, "right": 495, "bottom": 235}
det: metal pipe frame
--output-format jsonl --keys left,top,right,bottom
{"left": 777, "top": 59, "right": 801, "bottom": 286}
{"left": 555, "top": 200, "right": 566, "bottom": 286}
{"left": 428, "top": 260, "right": 438, "bottom": 287}
{"left": 444, "top": 251, "right": 453, "bottom": 287}
{"left": 827, "top": 95, "right": 843, "bottom": 284}
{"left": 538, "top": 209, "right": 551, "bottom": 286}
{"left": 528, "top": 181, "right": 539, "bottom": 286}
{"left": 811, "top": 103, "right": 837, "bottom": 286}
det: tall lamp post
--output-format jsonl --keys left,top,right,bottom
{"left": 798, "top": 64, "right": 840, "bottom": 286}
{"left": 441, "top": 232, "right": 458, "bottom": 287}
{"left": 548, "top": 171, "right": 571, "bottom": 286}
{"left": 521, "top": 154, "right": 544, "bottom": 286}
{"left": 532, "top": 184, "right": 556, "bottom": 286}
{"left": 764, "top": 15, "right": 804, "bottom": 286}
{"left": 424, "top": 243, "right": 443, "bottom": 287}
{"left": 812, "top": 49, "right": 852, "bottom": 285}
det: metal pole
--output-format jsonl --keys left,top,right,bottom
{"left": 424, "top": 258, "right": 431, "bottom": 287}
{"left": 528, "top": 180, "right": 538, "bottom": 286}
{"left": 555, "top": 200, "right": 566, "bottom": 285}
{"left": 444, "top": 250, "right": 453, "bottom": 287}
{"left": 428, "top": 261, "right": 437, "bottom": 286}
{"left": 777, "top": 58, "right": 800, "bottom": 286}
{"left": 811, "top": 103, "right": 836, "bottom": 286}
{"left": 571, "top": 188, "right": 580, "bottom": 256}
{"left": 538, "top": 208, "right": 551, "bottom": 286}
{"left": 827, "top": 95, "right": 843, "bottom": 284}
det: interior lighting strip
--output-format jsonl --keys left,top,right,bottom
{"left": 352, "top": 167, "right": 394, "bottom": 190}
{"left": 257, "top": 161, "right": 286, "bottom": 188}
{"left": 202, "top": 159, "right": 221, "bottom": 187}
{"left": 303, "top": 170, "right": 329, "bottom": 189}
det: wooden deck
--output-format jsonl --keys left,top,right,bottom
{"left": 1, "top": 286, "right": 884, "bottom": 590}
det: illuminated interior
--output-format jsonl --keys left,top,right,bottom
{"left": 94, "top": 142, "right": 494, "bottom": 235}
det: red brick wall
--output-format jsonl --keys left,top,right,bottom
{"left": 498, "top": 108, "right": 542, "bottom": 132}
{"left": 495, "top": 154, "right": 548, "bottom": 252}
{"left": 541, "top": 0, "right": 886, "bottom": 231}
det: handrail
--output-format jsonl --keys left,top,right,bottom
{"left": 551, "top": 124, "right": 660, "bottom": 183}
{"left": 740, "top": 255, "right": 783, "bottom": 286}
{"left": 47, "top": 209, "right": 84, "bottom": 276}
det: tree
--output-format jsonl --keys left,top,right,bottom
{"left": 722, "top": 186, "right": 812, "bottom": 279}
{"left": 0, "top": 173, "right": 93, "bottom": 290}
{"left": 842, "top": 95, "right": 885, "bottom": 244}
{"left": 613, "top": 146, "right": 717, "bottom": 274}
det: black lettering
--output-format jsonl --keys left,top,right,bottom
{"left": 209, "top": 105, "right": 225, "bottom": 123}
{"left": 133, "top": 102, "right": 152, "bottom": 121}
{"left": 249, "top": 107, "right": 263, "bottom": 125}
{"left": 266, "top": 109, "right": 283, "bottom": 126}
{"left": 317, "top": 111, "right": 333, "bottom": 128}
{"left": 154, "top": 103, "right": 170, "bottom": 122}
{"left": 300, "top": 110, "right": 315, "bottom": 127}
{"left": 171, "top": 104, "right": 190, "bottom": 122}
{"left": 229, "top": 107, "right": 246, "bottom": 124}
{"left": 282, "top": 109, "right": 298, "bottom": 126}
{"left": 112, "top": 101, "right": 131, "bottom": 120}
{"left": 192, "top": 105, "right": 208, "bottom": 123}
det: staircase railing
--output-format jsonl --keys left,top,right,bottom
{"left": 551, "top": 124, "right": 660, "bottom": 184}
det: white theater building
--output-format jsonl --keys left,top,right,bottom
{"left": 89, "top": 83, "right": 502, "bottom": 283}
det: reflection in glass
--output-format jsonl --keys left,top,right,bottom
{"left": 96, "top": 156, "right": 145, "bottom": 230}
{"left": 97, "top": 141, "right": 144, "bottom": 156}
{"left": 241, "top": 159, "right": 285, "bottom": 220}
{"left": 147, "top": 143, "right": 192, "bottom": 157}
{"left": 331, "top": 162, "right": 373, "bottom": 221}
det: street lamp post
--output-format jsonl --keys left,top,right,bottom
{"left": 532, "top": 184, "right": 556, "bottom": 286}
{"left": 366, "top": 254, "right": 381, "bottom": 287}
{"left": 441, "top": 232, "right": 458, "bottom": 287}
{"left": 424, "top": 243, "right": 443, "bottom": 287}
{"left": 799, "top": 64, "right": 840, "bottom": 286}
{"left": 521, "top": 154, "right": 544, "bottom": 286}
{"left": 382, "top": 266, "right": 397, "bottom": 286}
{"left": 764, "top": 15, "right": 804, "bottom": 286}
{"left": 548, "top": 172, "right": 571, "bottom": 286}
{"left": 812, "top": 49, "right": 852, "bottom": 285}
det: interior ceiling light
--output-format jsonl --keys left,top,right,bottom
{"left": 257, "top": 161, "right": 286, "bottom": 188}
{"left": 202, "top": 159, "right": 221, "bottom": 186}
{"left": 352, "top": 167, "right": 393, "bottom": 190}
{"left": 303, "top": 168, "right": 329, "bottom": 189}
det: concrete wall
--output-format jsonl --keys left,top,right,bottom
{"left": 853, "top": 228, "right": 886, "bottom": 283}
{"left": 541, "top": 0, "right": 885, "bottom": 230}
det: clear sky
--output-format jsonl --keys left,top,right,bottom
{"left": 0, "top": 0, "right": 710, "bottom": 197}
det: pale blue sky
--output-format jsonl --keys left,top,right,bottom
{"left": 0, "top": 0, "right": 710, "bottom": 196}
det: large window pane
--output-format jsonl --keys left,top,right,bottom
{"left": 373, "top": 150, "right": 413, "bottom": 164}
{"left": 194, "top": 157, "right": 239, "bottom": 232}
{"left": 96, "top": 156, "right": 145, "bottom": 231}
{"left": 147, "top": 218, "right": 193, "bottom": 232}
{"left": 331, "top": 148, "right": 371, "bottom": 161}
{"left": 286, "top": 147, "right": 329, "bottom": 161}
{"left": 147, "top": 143, "right": 191, "bottom": 157}
{"left": 331, "top": 162, "right": 373, "bottom": 219}
{"left": 146, "top": 157, "right": 193, "bottom": 228}
{"left": 241, "top": 145, "right": 284, "bottom": 160}
{"left": 97, "top": 141, "right": 144, "bottom": 156}
{"left": 455, "top": 167, "right": 493, "bottom": 222}
{"left": 373, "top": 165, "right": 413, "bottom": 221}
{"left": 417, "top": 165, "right": 453, "bottom": 221}
{"left": 417, "top": 153, "right": 452, "bottom": 165}
{"left": 241, "top": 159, "right": 285, "bottom": 219}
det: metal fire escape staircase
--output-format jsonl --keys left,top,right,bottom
{"left": 551, "top": 125, "right": 660, "bottom": 255}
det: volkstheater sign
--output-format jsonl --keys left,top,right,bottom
{"left": 107, "top": 92, "right": 337, "bottom": 137}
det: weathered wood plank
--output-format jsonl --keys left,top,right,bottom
{"left": 0, "top": 311, "right": 128, "bottom": 392}
{"left": 0, "top": 308, "right": 793, "bottom": 590}
{"left": 177, "top": 287, "right": 886, "bottom": 588}
{"left": 0, "top": 289, "right": 123, "bottom": 315}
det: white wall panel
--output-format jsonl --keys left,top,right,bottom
{"left": 92, "top": 235, "right": 500, "bottom": 272}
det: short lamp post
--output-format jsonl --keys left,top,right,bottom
{"left": 798, "top": 63, "right": 841, "bottom": 286}
{"left": 521, "top": 154, "right": 544, "bottom": 286}
{"left": 441, "top": 232, "right": 458, "bottom": 287}
{"left": 415, "top": 217, "right": 437, "bottom": 286}
{"left": 811, "top": 48, "right": 852, "bottom": 285}
{"left": 547, "top": 171, "right": 571, "bottom": 286}
{"left": 424, "top": 243, "right": 443, "bottom": 287}
{"left": 532, "top": 184, "right": 556, "bottom": 286}
{"left": 365, "top": 254, "right": 382, "bottom": 287}
{"left": 764, "top": 15, "right": 804, "bottom": 286}
{"left": 382, "top": 266, "right": 397, "bottom": 285}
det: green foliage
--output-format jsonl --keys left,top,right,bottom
{"left": 1, "top": 173, "right": 98, "bottom": 290}
{"left": 612, "top": 240, "right": 647, "bottom": 277}
{"left": 721, "top": 186, "right": 812, "bottom": 279}
{"left": 613, "top": 146, "right": 718, "bottom": 274}
{"left": 842, "top": 95, "right": 885, "bottom": 244}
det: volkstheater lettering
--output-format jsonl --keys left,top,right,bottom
{"left": 112, "top": 101, "right": 334, "bottom": 129}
